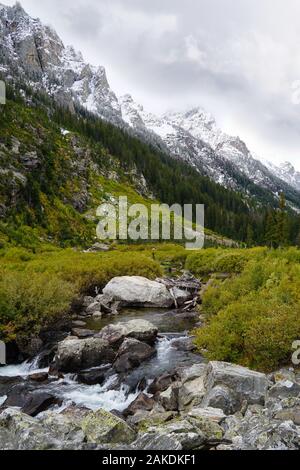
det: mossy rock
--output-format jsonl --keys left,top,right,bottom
{"left": 81, "top": 409, "right": 137, "bottom": 445}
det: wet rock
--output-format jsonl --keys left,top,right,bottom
{"left": 71, "top": 328, "right": 95, "bottom": 339}
{"left": 54, "top": 337, "right": 115, "bottom": 372}
{"left": 96, "top": 319, "right": 158, "bottom": 346}
{"left": 81, "top": 409, "right": 136, "bottom": 444}
{"left": 148, "top": 373, "right": 177, "bottom": 395}
{"left": 113, "top": 338, "right": 156, "bottom": 373}
{"left": 72, "top": 320, "right": 87, "bottom": 328}
{"left": 21, "top": 392, "right": 60, "bottom": 417}
{"left": 83, "top": 296, "right": 94, "bottom": 308}
{"left": 85, "top": 302, "right": 102, "bottom": 315}
{"left": 0, "top": 376, "right": 25, "bottom": 396}
{"left": 29, "top": 373, "right": 49, "bottom": 383}
{"left": 103, "top": 276, "right": 174, "bottom": 308}
{"left": 124, "top": 393, "right": 155, "bottom": 417}
{"left": 77, "top": 367, "right": 108, "bottom": 386}
{"left": 3, "top": 383, "right": 32, "bottom": 408}
{"left": 171, "top": 336, "right": 196, "bottom": 352}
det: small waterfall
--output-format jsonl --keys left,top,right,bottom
{"left": 0, "top": 357, "right": 48, "bottom": 378}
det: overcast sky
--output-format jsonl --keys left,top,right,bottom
{"left": 5, "top": 0, "right": 300, "bottom": 169}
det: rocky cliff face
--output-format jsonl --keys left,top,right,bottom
{"left": 1, "top": 2, "right": 299, "bottom": 208}
{"left": 0, "top": 2, "right": 122, "bottom": 122}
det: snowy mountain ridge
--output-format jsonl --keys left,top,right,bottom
{"left": 1, "top": 2, "right": 299, "bottom": 204}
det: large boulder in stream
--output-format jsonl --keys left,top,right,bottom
{"left": 102, "top": 276, "right": 174, "bottom": 308}
{"left": 96, "top": 319, "right": 158, "bottom": 346}
{"left": 54, "top": 337, "right": 115, "bottom": 373}
{"left": 113, "top": 338, "right": 156, "bottom": 373}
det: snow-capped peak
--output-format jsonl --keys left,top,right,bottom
{"left": 1, "top": 3, "right": 299, "bottom": 202}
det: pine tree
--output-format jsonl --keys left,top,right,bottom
{"left": 276, "top": 193, "right": 289, "bottom": 247}
{"left": 265, "top": 211, "right": 277, "bottom": 247}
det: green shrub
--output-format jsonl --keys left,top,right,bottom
{"left": 194, "top": 250, "right": 300, "bottom": 371}
{"left": 0, "top": 249, "right": 162, "bottom": 343}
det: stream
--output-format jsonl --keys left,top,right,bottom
{"left": 0, "top": 308, "right": 203, "bottom": 413}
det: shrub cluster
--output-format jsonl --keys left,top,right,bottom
{"left": 192, "top": 248, "right": 300, "bottom": 371}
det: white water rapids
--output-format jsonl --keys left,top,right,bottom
{"left": 0, "top": 335, "right": 200, "bottom": 413}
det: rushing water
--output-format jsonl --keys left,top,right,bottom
{"left": 0, "top": 308, "right": 202, "bottom": 413}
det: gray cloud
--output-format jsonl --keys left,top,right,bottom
{"left": 4, "top": 0, "right": 300, "bottom": 168}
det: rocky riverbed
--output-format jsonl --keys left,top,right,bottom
{"left": 0, "top": 275, "right": 300, "bottom": 450}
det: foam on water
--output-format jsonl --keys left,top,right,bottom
{"left": 0, "top": 334, "right": 200, "bottom": 414}
{"left": 0, "top": 358, "right": 48, "bottom": 377}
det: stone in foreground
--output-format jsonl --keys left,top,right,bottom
{"left": 202, "top": 361, "right": 268, "bottom": 414}
{"left": 81, "top": 409, "right": 136, "bottom": 444}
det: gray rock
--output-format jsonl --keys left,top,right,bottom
{"left": 114, "top": 338, "right": 156, "bottom": 373}
{"left": 201, "top": 385, "right": 235, "bottom": 415}
{"left": 71, "top": 328, "right": 95, "bottom": 339}
{"left": 86, "top": 302, "right": 102, "bottom": 315}
{"left": 124, "top": 393, "right": 155, "bottom": 417}
{"left": 187, "top": 407, "right": 226, "bottom": 423}
{"left": 202, "top": 362, "right": 268, "bottom": 413}
{"left": 96, "top": 319, "right": 158, "bottom": 346}
{"left": 268, "top": 380, "right": 300, "bottom": 400}
{"left": 54, "top": 337, "right": 115, "bottom": 372}
{"left": 178, "top": 376, "right": 206, "bottom": 411}
{"left": 159, "top": 384, "right": 180, "bottom": 411}
{"left": 103, "top": 276, "right": 174, "bottom": 308}
{"left": 81, "top": 409, "right": 136, "bottom": 444}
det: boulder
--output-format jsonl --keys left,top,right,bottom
{"left": 148, "top": 373, "right": 177, "bottom": 395}
{"left": 96, "top": 319, "right": 158, "bottom": 346}
{"left": 29, "top": 373, "right": 49, "bottom": 383}
{"left": 102, "top": 276, "right": 174, "bottom": 308}
{"left": 81, "top": 409, "right": 136, "bottom": 444}
{"left": 113, "top": 338, "right": 156, "bottom": 373}
{"left": 54, "top": 337, "right": 115, "bottom": 372}
{"left": 71, "top": 328, "right": 95, "bottom": 339}
{"left": 124, "top": 393, "right": 155, "bottom": 417}
{"left": 72, "top": 320, "right": 87, "bottom": 328}
{"left": 268, "top": 380, "right": 300, "bottom": 400}
{"left": 201, "top": 385, "right": 235, "bottom": 415}
{"left": 3, "top": 384, "right": 59, "bottom": 417}
{"left": 133, "top": 414, "right": 223, "bottom": 451}
{"left": 21, "top": 392, "right": 60, "bottom": 417}
{"left": 187, "top": 407, "right": 226, "bottom": 424}
{"left": 178, "top": 376, "right": 206, "bottom": 411}
{"left": 77, "top": 367, "right": 109, "bottom": 386}
{"left": 202, "top": 362, "right": 268, "bottom": 413}
{"left": 0, "top": 376, "right": 25, "bottom": 397}
{"left": 85, "top": 302, "right": 101, "bottom": 315}
{"left": 159, "top": 384, "right": 179, "bottom": 411}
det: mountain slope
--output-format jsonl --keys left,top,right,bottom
{"left": 0, "top": 2, "right": 299, "bottom": 212}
